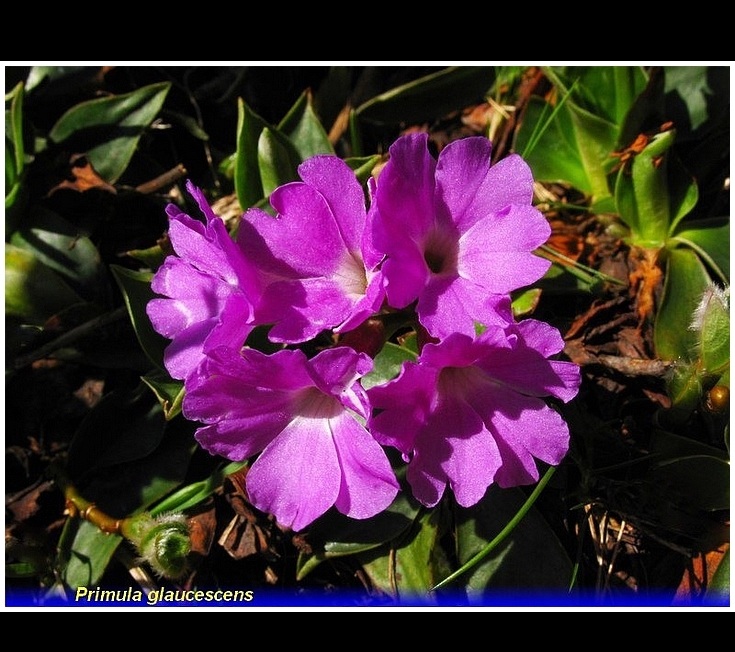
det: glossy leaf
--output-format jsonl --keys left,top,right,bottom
{"left": 614, "top": 129, "right": 675, "bottom": 247}
{"left": 150, "top": 461, "right": 247, "bottom": 517}
{"left": 48, "top": 82, "right": 171, "bottom": 183}
{"left": 654, "top": 247, "right": 712, "bottom": 361}
{"left": 296, "top": 485, "right": 419, "bottom": 581}
{"left": 704, "top": 547, "right": 730, "bottom": 605}
{"left": 670, "top": 218, "right": 730, "bottom": 283}
{"left": 516, "top": 97, "right": 592, "bottom": 195}
{"left": 10, "top": 207, "right": 106, "bottom": 301}
{"left": 693, "top": 283, "right": 730, "bottom": 375}
{"left": 277, "top": 90, "right": 334, "bottom": 160}
{"left": 356, "top": 67, "right": 496, "bottom": 126}
{"left": 359, "top": 507, "right": 446, "bottom": 601}
{"left": 545, "top": 66, "right": 648, "bottom": 128}
{"left": 5, "top": 81, "right": 25, "bottom": 207}
{"left": 344, "top": 154, "right": 382, "bottom": 185}
{"left": 453, "top": 484, "right": 573, "bottom": 601}
{"left": 141, "top": 369, "right": 185, "bottom": 421}
{"left": 66, "top": 384, "right": 167, "bottom": 479}
{"left": 648, "top": 456, "right": 730, "bottom": 512}
{"left": 57, "top": 518, "right": 123, "bottom": 590}
{"left": 361, "top": 341, "right": 417, "bottom": 390}
{"left": 234, "top": 98, "right": 268, "bottom": 210}
{"left": 5, "top": 243, "right": 84, "bottom": 324}
{"left": 257, "top": 127, "right": 300, "bottom": 197}
{"left": 110, "top": 264, "right": 168, "bottom": 371}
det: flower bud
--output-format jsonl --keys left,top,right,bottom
{"left": 123, "top": 513, "right": 191, "bottom": 580}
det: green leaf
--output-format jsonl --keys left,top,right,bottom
{"left": 141, "top": 368, "right": 185, "bottom": 421}
{"left": 48, "top": 82, "right": 171, "bottom": 183}
{"left": 5, "top": 243, "right": 84, "bottom": 324}
{"left": 110, "top": 264, "right": 168, "bottom": 370}
{"left": 692, "top": 283, "right": 730, "bottom": 375}
{"left": 515, "top": 97, "right": 594, "bottom": 196}
{"left": 511, "top": 288, "right": 542, "bottom": 318}
{"left": 359, "top": 507, "right": 447, "bottom": 601}
{"left": 277, "top": 90, "right": 334, "bottom": 160}
{"left": 57, "top": 518, "right": 123, "bottom": 590}
{"left": 648, "top": 455, "right": 730, "bottom": 512}
{"left": 10, "top": 207, "right": 106, "bottom": 302}
{"left": 234, "top": 98, "right": 269, "bottom": 210}
{"left": 150, "top": 461, "right": 247, "bottom": 517}
{"left": 296, "top": 485, "right": 420, "bottom": 581}
{"left": 66, "top": 384, "right": 167, "bottom": 479}
{"left": 257, "top": 127, "right": 300, "bottom": 197}
{"left": 356, "top": 67, "right": 496, "bottom": 125}
{"left": 654, "top": 247, "right": 712, "bottom": 361}
{"left": 452, "top": 483, "right": 573, "bottom": 601}
{"left": 123, "top": 243, "right": 168, "bottom": 271}
{"left": 362, "top": 342, "right": 417, "bottom": 390}
{"left": 614, "top": 129, "right": 676, "bottom": 246}
{"left": 5, "top": 81, "right": 25, "bottom": 203}
{"left": 344, "top": 154, "right": 382, "bottom": 185}
{"left": 545, "top": 66, "right": 648, "bottom": 128}
{"left": 704, "top": 547, "right": 729, "bottom": 605}
{"left": 670, "top": 218, "right": 730, "bottom": 283}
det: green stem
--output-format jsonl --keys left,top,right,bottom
{"left": 430, "top": 466, "right": 557, "bottom": 592}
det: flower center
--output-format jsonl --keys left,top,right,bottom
{"left": 293, "top": 386, "right": 343, "bottom": 419}
{"left": 423, "top": 228, "right": 458, "bottom": 276}
{"left": 336, "top": 253, "right": 368, "bottom": 300}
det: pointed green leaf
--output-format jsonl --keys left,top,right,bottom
{"left": 48, "top": 81, "right": 171, "bottom": 183}
{"left": 648, "top": 455, "right": 730, "bottom": 512}
{"left": 614, "top": 129, "right": 676, "bottom": 246}
{"left": 344, "top": 154, "right": 382, "bottom": 185}
{"left": 5, "top": 243, "right": 84, "bottom": 324}
{"left": 141, "top": 369, "right": 185, "bottom": 420}
{"left": 362, "top": 342, "right": 417, "bottom": 390}
{"left": 110, "top": 264, "right": 168, "bottom": 370}
{"left": 57, "top": 518, "right": 123, "bottom": 590}
{"left": 257, "top": 127, "right": 300, "bottom": 197}
{"left": 359, "top": 507, "right": 445, "bottom": 600}
{"left": 704, "top": 547, "right": 729, "bottom": 605}
{"left": 10, "top": 207, "right": 106, "bottom": 301}
{"left": 234, "top": 98, "right": 269, "bottom": 209}
{"left": 150, "top": 461, "right": 247, "bottom": 517}
{"left": 515, "top": 97, "right": 593, "bottom": 196}
{"left": 454, "top": 485, "right": 573, "bottom": 600}
{"left": 296, "top": 485, "right": 420, "bottom": 580}
{"left": 654, "top": 247, "right": 712, "bottom": 361}
{"left": 356, "top": 67, "right": 496, "bottom": 125}
{"left": 277, "top": 90, "right": 334, "bottom": 159}
{"left": 66, "top": 384, "right": 166, "bottom": 478}
{"left": 670, "top": 218, "right": 730, "bottom": 283}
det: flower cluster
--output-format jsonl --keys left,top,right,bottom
{"left": 147, "top": 133, "right": 581, "bottom": 531}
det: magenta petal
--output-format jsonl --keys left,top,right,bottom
{"left": 264, "top": 278, "right": 353, "bottom": 343}
{"left": 458, "top": 205, "right": 551, "bottom": 293}
{"left": 372, "top": 132, "right": 437, "bottom": 250}
{"left": 368, "top": 363, "right": 437, "bottom": 455}
{"left": 246, "top": 417, "right": 341, "bottom": 531}
{"left": 408, "top": 395, "right": 497, "bottom": 508}
{"left": 472, "top": 153, "right": 535, "bottom": 215}
{"left": 160, "top": 319, "right": 219, "bottom": 381}
{"left": 434, "top": 136, "right": 493, "bottom": 232}
{"left": 478, "top": 387, "right": 570, "bottom": 487}
{"left": 380, "top": 247, "right": 429, "bottom": 309}
{"left": 297, "top": 156, "right": 366, "bottom": 253}
{"left": 332, "top": 412, "right": 399, "bottom": 519}
{"left": 418, "top": 276, "right": 512, "bottom": 338}
{"left": 266, "top": 182, "right": 345, "bottom": 274}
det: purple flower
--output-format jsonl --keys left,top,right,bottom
{"left": 238, "top": 155, "right": 385, "bottom": 344}
{"left": 367, "top": 320, "right": 581, "bottom": 508}
{"left": 147, "top": 181, "right": 262, "bottom": 381}
{"left": 368, "top": 133, "right": 552, "bottom": 338}
{"left": 183, "top": 345, "right": 399, "bottom": 531}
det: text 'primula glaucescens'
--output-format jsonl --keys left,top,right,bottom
{"left": 147, "top": 133, "right": 582, "bottom": 531}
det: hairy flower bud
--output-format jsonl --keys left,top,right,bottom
{"left": 124, "top": 513, "right": 191, "bottom": 580}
